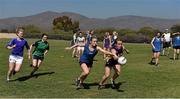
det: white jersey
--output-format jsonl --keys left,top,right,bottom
{"left": 73, "top": 34, "right": 77, "bottom": 44}
{"left": 164, "top": 33, "right": 171, "bottom": 42}
{"left": 76, "top": 36, "right": 85, "bottom": 45}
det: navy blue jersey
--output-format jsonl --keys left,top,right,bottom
{"left": 173, "top": 35, "right": 180, "bottom": 47}
{"left": 79, "top": 44, "right": 98, "bottom": 65}
{"left": 106, "top": 46, "right": 123, "bottom": 66}
{"left": 152, "top": 37, "right": 162, "bottom": 52}
{"left": 112, "top": 46, "right": 123, "bottom": 56}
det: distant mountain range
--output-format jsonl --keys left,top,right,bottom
{"left": 0, "top": 11, "right": 180, "bottom": 32}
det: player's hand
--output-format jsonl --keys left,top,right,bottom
{"left": 12, "top": 44, "right": 16, "bottom": 48}
{"left": 65, "top": 47, "right": 71, "bottom": 50}
{"left": 126, "top": 50, "right": 130, "bottom": 54}
{"left": 113, "top": 54, "right": 118, "bottom": 60}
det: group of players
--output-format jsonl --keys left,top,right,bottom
{"left": 6, "top": 27, "right": 179, "bottom": 90}
{"left": 6, "top": 27, "right": 50, "bottom": 81}
{"left": 66, "top": 30, "right": 129, "bottom": 89}
{"left": 150, "top": 29, "right": 180, "bottom": 66}
{"left": 6, "top": 27, "right": 128, "bottom": 90}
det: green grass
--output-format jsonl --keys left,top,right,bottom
{"left": 0, "top": 39, "right": 180, "bottom": 98}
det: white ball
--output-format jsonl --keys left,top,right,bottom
{"left": 118, "top": 56, "right": 127, "bottom": 65}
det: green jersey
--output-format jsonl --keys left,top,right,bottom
{"left": 32, "top": 40, "right": 49, "bottom": 57}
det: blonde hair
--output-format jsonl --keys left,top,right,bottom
{"left": 16, "top": 27, "right": 24, "bottom": 33}
{"left": 16, "top": 27, "right": 24, "bottom": 35}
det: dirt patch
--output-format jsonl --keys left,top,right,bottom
{"left": 0, "top": 33, "right": 16, "bottom": 38}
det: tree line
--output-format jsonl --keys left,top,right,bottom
{"left": 1, "top": 16, "right": 180, "bottom": 43}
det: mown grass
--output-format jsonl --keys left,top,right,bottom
{"left": 0, "top": 38, "right": 180, "bottom": 98}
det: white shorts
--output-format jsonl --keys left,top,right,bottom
{"left": 9, "top": 55, "right": 24, "bottom": 64}
{"left": 77, "top": 46, "right": 84, "bottom": 51}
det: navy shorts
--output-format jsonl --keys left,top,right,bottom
{"left": 33, "top": 55, "right": 44, "bottom": 61}
{"left": 173, "top": 46, "right": 180, "bottom": 49}
{"left": 79, "top": 61, "right": 93, "bottom": 68}
{"left": 105, "top": 58, "right": 119, "bottom": 67}
{"left": 152, "top": 49, "right": 161, "bottom": 53}
{"left": 163, "top": 42, "right": 171, "bottom": 48}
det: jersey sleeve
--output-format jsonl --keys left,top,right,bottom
{"left": 46, "top": 43, "right": 50, "bottom": 50}
{"left": 25, "top": 40, "right": 30, "bottom": 50}
{"left": 7, "top": 38, "right": 16, "bottom": 47}
{"left": 32, "top": 40, "right": 39, "bottom": 47}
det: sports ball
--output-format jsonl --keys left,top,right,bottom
{"left": 118, "top": 56, "right": 127, "bottom": 65}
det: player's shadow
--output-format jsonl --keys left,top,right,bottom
{"left": 103, "top": 82, "right": 125, "bottom": 92}
{"left": 79, "top": 81, "right": 125, "bottom": 92}
{"left": 82, "top": 82, "right": 99, "bottom": 89}
{"left": 14, "top": 71, "right": 55, "bottom": 81}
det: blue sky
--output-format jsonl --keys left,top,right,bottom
{"left": 0, "top": 0, "right": 179, "bottom": 19}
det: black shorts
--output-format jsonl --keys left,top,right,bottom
{"left": 33, "top": 55, "right": 44, "bottom": 61}
{"left": 173, "top": 46, "right": 180, "bottom": 49}
{"left": 163, "top": 42, "right": 171, "bottom": 48}
{"left": 152, "top": 49, "right": 161, "bottom": 53}
{"left": 105, "top": 58, "right": 119, "bottom": 67}
{"left": 79, "top": 61, "right": 93, "bottom": 68}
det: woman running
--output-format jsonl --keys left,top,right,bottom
{"left": 99, "top": 40, "right": 129, "bottom": 89}
{"left": 172, "top": 32, "right": 180, "bottom": 60}
{"left": 103, "top": 32, "right": 111, "bottom": 59}
{"left": 6, "top": 28, "right": 30, "bottom": 81}
{"left": 29, "top": 33, "right": 50, "bottom": 75}
{"left": 149, "top": 32, "right": 162, "bottom": 66}
{"left": 66, "top": 36, "right": 117, "bottom": 89}
{"left": 76, "top": 32, "right": 86, "bottom": 59}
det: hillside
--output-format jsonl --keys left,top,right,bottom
{"left": 0, "top": 11, "right": 180, "bottom": 31}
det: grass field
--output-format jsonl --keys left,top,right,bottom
{"left": 0, "top": 38, "right": 180, "bottom": 98}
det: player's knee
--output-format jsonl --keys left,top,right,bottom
{"left": 84, "top": 71, "right": 90, "bottom": 75}
{"left": 105, "top": 73, "right": 110, "bottom": 78}
{"left": 14, "top": 69, "right": 20, "bottom": 73}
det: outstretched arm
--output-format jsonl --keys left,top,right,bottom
{"left": 97, "top": 46, "right": 118, "bottom": 59}
{"left": 65, "top": 43, "right": 85, "bottom": 50}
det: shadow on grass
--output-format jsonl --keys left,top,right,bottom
{"left": 103, "top": 82, "right": 125, "bottom": 92}
{"left": 13, "top": 71, "right": 55, "bottom": 82}
{"left": 75, "top": 81, "right": 126, "bottom": 92}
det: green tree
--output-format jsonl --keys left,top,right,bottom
{"left": 138, "top": 27, "right": 155, "bottom": 38}
{"left": 23, "top": 25, "right": 41, "bottom": 33}
{"left": 171, "top": 24, "right": 180, "bottom": 32}
{"left": 118, "top": 28, "right": 136, "bottom": 36}
{"left": 53, "top": 16, "right": 79, "bottom": 32}
{"left": 0, "top": 29, "right": 9, "bottom": 33}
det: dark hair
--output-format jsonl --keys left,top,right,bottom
{"left": 42, "top": 33, "right": 48, "bottom": 38}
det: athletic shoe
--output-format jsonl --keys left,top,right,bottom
{"left": 6, "top": 77, "right": 10, "bottom": 82}
{"left": 30, "top": 71, "right": 34, "bottom": 76}
{"left": 75, "top": 78, "right": 80, "bottom": 86}
{"left": 155, "top": 63, "right": 159, "bottom": 66}
{"left": 77, "top": 83, "right": 82, "bottom": 89}
{"left": 111, "top": 79, "right": 116, "bottom": 89}
{"left": 98, "top": 84, "right": 105, "bottom": 90}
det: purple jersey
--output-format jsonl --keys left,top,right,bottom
{"left": 103, "top": 37, "right": 110, "bottom": 48}
{"left": 7, "top": 38, "right": 29, "bottom": 57}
